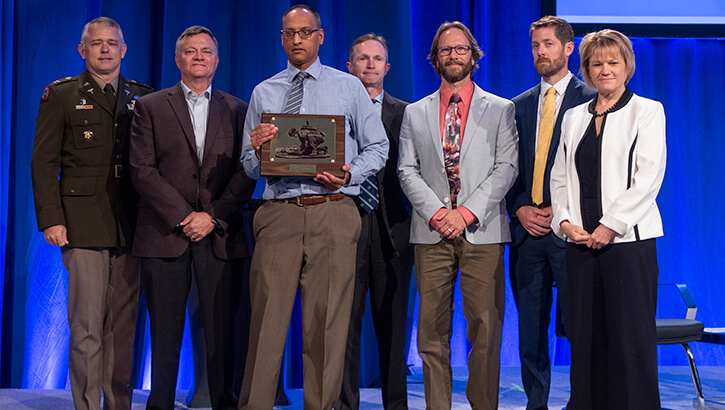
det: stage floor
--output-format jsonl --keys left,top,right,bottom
{"left": 1, "top": 366, "right": 724, "bottom": 409}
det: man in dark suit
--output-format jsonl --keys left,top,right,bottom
{"left": 338, "top": 33, "right": 412, "bottom": 410}
{"left": 130, "top": 25, "right": 254, "bottom": 410}
{"left": 505, "top": 16, "right": 595, "bottom": 410}
{"left": 31, "top": 17, "right": 152, "bottom": 410}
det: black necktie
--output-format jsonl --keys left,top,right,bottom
{"left": 103, "top": 83, "right": 116, "bottom": 112}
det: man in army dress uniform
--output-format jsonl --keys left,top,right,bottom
{"left": 30, "top": 16, "right": 152, "bottom": 410}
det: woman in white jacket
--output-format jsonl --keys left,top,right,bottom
{"left": 550, "top": 29, "right": 666, "bottom": 410}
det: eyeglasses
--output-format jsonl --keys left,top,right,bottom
{"left": 437, "top": 45, "right": 472, "bottom": 56}
{"left": 280, "top": 28, "right": 321, "bottom": 40}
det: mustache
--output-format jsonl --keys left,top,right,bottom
{"left": 536, "top": 57, "right": 551, "bottom": 65}
{"left": 444, "top": 60, "right": 465, "bottom": 67}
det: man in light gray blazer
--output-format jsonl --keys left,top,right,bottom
{"left": 397, "top": 21, "right": 518, "bottom": 410}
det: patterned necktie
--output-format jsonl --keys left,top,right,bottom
{"left": 358, "top": 98, "right": 380, "bottom": 212}
{"left": 443, "top": 93, "right": 462, "bottom": 205}
{"left": 359, "top": 175, "right": 379, "bottom": 213}
{"left": 532, "top": 86, "right": 556, "bottom": 205}
{"left": 284, "top": 71, "right": 309, "bottom": 114}
{"left": 103, "top": 83, "right": 116, "bottom": 113}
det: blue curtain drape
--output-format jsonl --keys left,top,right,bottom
{"left": 1, "top": 0, "right": 724, "bottom": 390}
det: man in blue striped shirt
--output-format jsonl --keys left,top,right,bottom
{"left": 237, "top": 4, "right": 388, "bottom": 410}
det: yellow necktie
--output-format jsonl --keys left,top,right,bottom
{"left": 532, "top": 86, "right": 556, "bottom": 205}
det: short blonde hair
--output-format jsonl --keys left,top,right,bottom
{"left": 579, "top": 29, "right": 635, "bottom": 89}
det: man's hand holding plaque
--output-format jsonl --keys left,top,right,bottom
{"left": 314, "top": 164, "right": 351, "bottom": 191}
{"left": 250, "top": 123, "right": 278, "bottom": 152}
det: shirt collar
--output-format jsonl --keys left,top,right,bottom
{"left": 180, "top": 81, "right": 212, "bottom": 99}
{"left": 372, "top": 90, "right": 384, "bottom": 105}
{"left": 539, "top": 71, "right": 573, "bottom": 98}
{"left": 440, "top": 79, "right": 474, "bottom": 106}
{"left": 286, "top": 57, "right": 322, "bottom": 83}
{"left": 90, "top": 73, "right": 119, "bottom": 93}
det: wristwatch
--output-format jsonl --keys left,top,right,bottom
{"left": 211, "top": 217, "right": 223, "bottom": 233}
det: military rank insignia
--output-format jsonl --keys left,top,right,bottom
{"left": 127, "top": 95, "right": 139, "bottom": 111}
{"left": 83, "top": 131, "right": 94, "bottom": 141}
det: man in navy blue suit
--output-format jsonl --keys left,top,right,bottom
{"left": 506, "top": 16, "right": 595, "bottom": 410}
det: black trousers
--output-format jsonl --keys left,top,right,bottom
{"left": 142, "top": 237, "right": 239, "bottom": 410}
{"left": 509, "top": 232, "right": 568, "bottom": 410}
{"left": 566, "top": 239, "right": 660, "bottom": 410}
{"left": 338, "top": 208, "right": 412, "bottom": 410}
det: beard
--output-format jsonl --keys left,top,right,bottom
{"left": 535, "top": 53, "right": 567, "bottom": 78}
{"left": 440, "top": 58, "right": 474, "bottom": 84}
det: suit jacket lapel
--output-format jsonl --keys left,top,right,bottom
{"left": 202, "top": 89, "right": 227, "bottom": 165}
{"left": 168, "top": 83, "right": 199, "bottom": 166}
{"left": 548, "top": 78, "right": 580, "bottom": 161}
{"left": 460, "top": 85, "right": 489, "bottom": 159}
{"left": 425, "top": 91, "right": 444, "bottom": 168}
{"left": 379, "top": 92, "right": 393, "bottom": 181}
{"left": 523, "top": 85, "right": 541, "bottom": 171}
{"left": 381, "top": 92, "right": 396, "bottom": 142}
{"left": 78, "top": 71, "right": 113, "bottom": 116}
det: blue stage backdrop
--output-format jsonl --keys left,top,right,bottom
{"left": 1, "top": 0, "right": 724, "bottom": 391}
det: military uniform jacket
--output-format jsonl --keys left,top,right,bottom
{"left": 31, "top": 70, "right": 153, "bottom": 247}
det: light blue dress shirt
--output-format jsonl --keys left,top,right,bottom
{"left": 180, "top": 81, "right": 212, "bottom": 162}
{"left": 241, "top": 58, "right": 389, "bottom": 200}
{"left": 371, "top": 90, "right": 384, "bottom": 117}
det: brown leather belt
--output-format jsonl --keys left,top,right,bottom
{"left": 286, "top": 193, "right": 346, "bottom": 206}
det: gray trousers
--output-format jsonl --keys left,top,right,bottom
{"left": 62, "top": 247, "right": 140, "bottom": 410}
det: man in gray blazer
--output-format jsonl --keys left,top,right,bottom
{"left": 397, "top": 21, "right": 518, "bottom": 410}
{"left": 505, "top": 16, "right": 595, "bottom": 410}
{"left": 130, "top": 26, "right": 254, "bottom": 410}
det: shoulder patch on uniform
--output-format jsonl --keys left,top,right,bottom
{"left": 127, "top": 79, "right": 152, "bottom": 90}
{"left": 41, "top": 86, "right": 50, "bottom": 101}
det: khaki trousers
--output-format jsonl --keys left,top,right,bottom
{"left": 62, "top": 247, "right": 140, "bottom": 410}
{"left": 414, "top": 238, "right": 505, "bottom": 410}
{"left": 238, "top": 197, "right": 361, "bottom": 410}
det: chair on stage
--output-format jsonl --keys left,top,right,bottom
{"left": 655, "top": 284, "right": 725, "bottom": 409}
{"left": 656, "top": 284, "right": 706, "bottom": 408}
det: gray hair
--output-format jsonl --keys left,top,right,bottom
{"left": 175, "top": 25, "right": 218, "bottom": 55}
{"left": 80, "top": 17, "right": 124, "bottom": 45}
